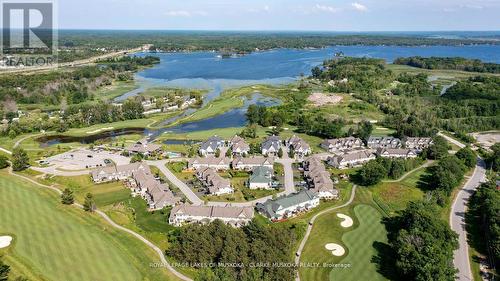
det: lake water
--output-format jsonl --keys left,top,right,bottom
{"left": 40, "top": 44, "right": 500, "bottom": 146}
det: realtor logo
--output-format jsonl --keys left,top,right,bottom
{"left": 0, "top": 0, "right": 57, "bottom": 68}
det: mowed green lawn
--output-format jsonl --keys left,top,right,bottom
{"left": 299, "top": 204, "right": 386, "bottom": 281}
{"left": 330, "top": 204, "right": 387, "bottom": 281}
{"left": 0, "top": 171, "right": 179, "bottom": 281}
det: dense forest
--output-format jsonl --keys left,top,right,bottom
{"left": 167, "top": 219, "right": 300, "bottom": 281}
{"left": 394, "top": 56, "right": 500, "bottom": 73}
{"left": 312, "top": 57, "right": 393, "bottom": 93}
{"left": 56, "top": 30, "right": 500, "bottom": 53}
{"left": 379, "top": 201, "right": 459, "bottom": 281}
{"left": 0, "top": 55, "right": 159, "bottom": 106}
{"left": 466, "top": 179, "right": 500, "bottom": 276}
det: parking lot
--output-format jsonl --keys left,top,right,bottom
{"left": 38, "top": 149, "right": 130, "bottom": 171}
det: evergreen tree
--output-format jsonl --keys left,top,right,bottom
{"left": 83, "top": 193, "right": 95, "bottom": 212}
{"left": 61, "top": 188, "right": 74, "bottom": 205}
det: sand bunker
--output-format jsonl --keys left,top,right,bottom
{"left": 0, "top": 236, "right": 13, "bottom": 248}
{"left": 325, "top": 243, "right": 345, "bottom": 256}
{"left": 308, "top": 92, "right": 343, "bottom": 107}
{"left": 337, "top": 213, "right": 354, "bottom": 228}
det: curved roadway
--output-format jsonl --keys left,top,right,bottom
{"left": 439, "top": 132, "right": 488, "bottom": 281}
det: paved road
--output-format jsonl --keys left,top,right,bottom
{"left": 147, "top": 160, "right": 204, "bottom": 205}
{"left": 451, "top": 157, "right": 487, "bottom": 281}
{"left": 294, "top": 185, "right": 357, "bottom": 281}
{"left": 438, "top": 131, "right": 466, "bottom": 149}
{"left": 30, "top": 166, "right": 91, "bottom": 176}
{"left": 8, "top": 166, "right": 192, "bottom": 281}
{"left": 440, "top": 132, "right": 488, "bottom": 281}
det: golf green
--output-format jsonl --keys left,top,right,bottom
{"left": 330, "top": 204, "right": 387, "bottom": 281}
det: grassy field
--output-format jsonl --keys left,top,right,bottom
{"left": 311, "top": 94, "right": 385, "bottom": 123}
{"left": 371, "top": 165, "right": 429, "bottom": 215}
{"left": 0, "top": 170, "right": 180, "bottom": 281}
{"left": 91, "top": 80, "right": 138, "bottom": 101}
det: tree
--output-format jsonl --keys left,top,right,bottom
{"left": 466, "top": 179, "right": 500, "bottom": 271}
{"left": 384, "top": 201, "right": 458, "bottom": 281}
{"left": 130, "top": 153, "right": 144, "bottom": 163}
{"left": 61, "top": 188, "right": 74, "bottom": 205}
{"left": 428, "top": 155, "right": 466, "bottom": 196}
{"left": 11, "top": 147, "right": 29, "bottom": 171}
{"left": 246, "top": 104, "right": 260, "bottom": 124}
{"left": 424, "top": 136, "right": 449, "bottom": 160}
{"left": 487, "top": 143, "right": 500, "bottom": 171}
{"left": 358, "top": 160, "right": 387, "bottom": 185}
{"left": 356, "top": 120, "right": 373, "bottom": 141}
{"left": 83, "top": 193, "right": 95, "bottom": 212}
{"left": 455, "top": 147, "right": 476, "bottom": 169}
{"left": 225, "top": 148, "right": 232, "bottom": 158}
{"left": 0, "top": 155, "right": 9, "bottom": 169}
{"left": 389, "top": 159, "right": 406, "bottom": 179}
{"left": 277, "top": 148, "right": 283, "bottom": 158}
{"left": 215, "top": 148, "right": 221, "bottom": 158}
{"left": 0, "top": 257, "right": 9, "bottom": 281}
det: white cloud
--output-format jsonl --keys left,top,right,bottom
{"left": 164, "top": 10, "right": 207, "bottom": 17}
{"left": 351, "top": 2, "right": 368, "bottom": 12}
{"left": 248, "top": 5, "right": 271, "bottom": 13}
{"left": 314, "top": 4, "right": 339, "bottom": 13}
{"left": 460, "top": 4, "right": 483, "bottom": 10}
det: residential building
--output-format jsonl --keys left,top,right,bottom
{"left": 404, "top": 137, "right": 433, "bottom": 151}
{"left": 125, "top": 139, "right": 162, "bottom": 156}
{"left": 261, "top": 135, "right": 282, "bottom": 156}
{"left": 248, "top": 166, "right": 274, "bottom": 189}
{"left": 132, "top": 171, "right": 180, "bottom": 210}
{"left": 91, "top": 162, "right": 151, "bottom": 183}
{"left": 367, "top": 136, "right": 402, "bottom": 149}
{"left": 196, "top": 167, "right": 233, "bottom": 196}
{"left": 376, "top": 148, "right": 418, "bottom": 159}
{"left": 188, "top": 157, "right": 231, "bottom": 170}
{"left": 231, "top": 156, "right": 274, "bottom": 171}
{"left": 320, "top": 137, "right": 364, "bottom": 153}
{"left": 303, "top": 157, "right": 338, "bottom": 199}
{"left": 256, "top": 190, "right": 320, "bottom": 221}
{"left": 286, "top": 135, "right": 311, "bottom": 158}
{"left": 92, "top": 162, "right": 179, "bottom": 210}
{"left": 229, "top": 135, "right": 250, "bottom": 156}
{"left": 169, "top": 204, "right": 254, "bottom": 227}
{"left": 327, "top": 150, "right": 376, "bottom": 169}
{"left": 199, "top": 136, "right": 225, "bottom": 157}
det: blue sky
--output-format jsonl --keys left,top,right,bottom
{"left": 59, "top": 0, "right": 500, "bottom": 31}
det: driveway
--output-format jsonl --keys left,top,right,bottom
{"left": 147, "top": 160, "right": 203, "bottom": 205}
{"left": 275, "top": 158, "right": 297, "bottom": 195}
